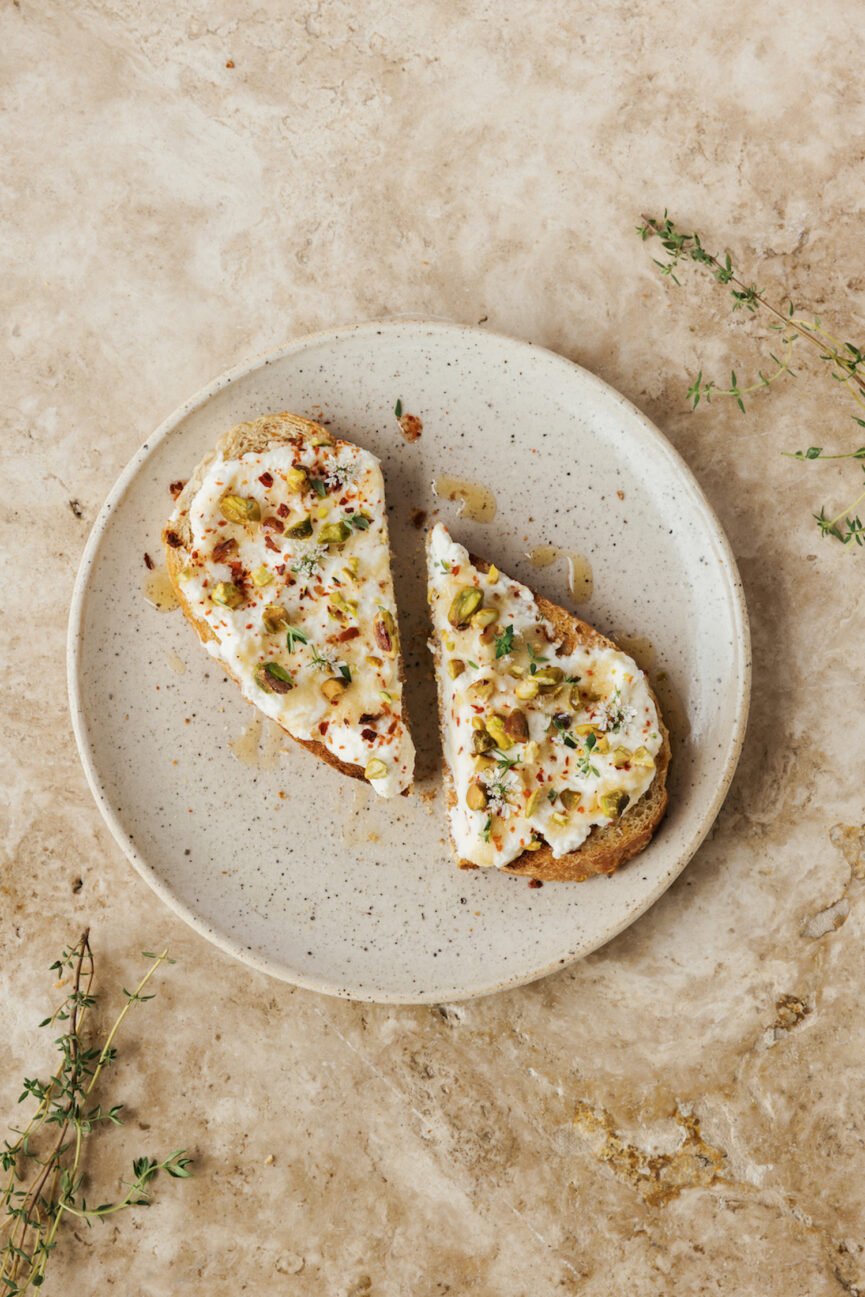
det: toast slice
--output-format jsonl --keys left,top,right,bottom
{"left": 426, "top": 524, "right": 670, "bottom": 880}
{"left": 163, "top": 412, "right": 415, "bottom": 797}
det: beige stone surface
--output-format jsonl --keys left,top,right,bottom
{"left": 2, "top": 1, "right": 865, "bottom": 1293}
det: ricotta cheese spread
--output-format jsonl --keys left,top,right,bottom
{"left": 426, "top": 524, "right": 662, "bottom": 866}
{"left": 170, "top": 428, "right": 415, "bottom": 797}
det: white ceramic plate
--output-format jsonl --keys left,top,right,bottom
{"left": 68, "top": 321, "right": 750, "bottom": 1003}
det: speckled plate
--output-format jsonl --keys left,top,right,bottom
{"left": 68, "top": 320, "right": 750, "bottom": 1003}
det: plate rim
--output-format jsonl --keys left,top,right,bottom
{"left": 67, "top": 318, "right": 751, "bottom": 1003}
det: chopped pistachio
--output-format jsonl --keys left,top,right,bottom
{"left": 466, "top": 781, "right": 488, "bottom": 810}
{"left": 600, "top": 790, "right": 630, "bottom": 818}
{"left": 319, "top": 520, "right": 351, "bottom": 545}
{"left": 533, "top": 665, "right": 564, "bottom": 691}
{"left": 448, "top": 658, "right": 465, "bottom": 679}
{"left": 366, "top": 654, "right": 383, "bottom": 667}
{"left": 560, "top": 789, "right": 580, "bottom": 811}
{"left": 262, "top": 603, "right": 289, "bottom": 633}
{"left": 251, "top": 565, "right": 274, "bottom": 587}
{"left": 467, "top": 679, "right": 494, "bottom": 702}
{"left": 471, "top": 716, "right": 485, "bottom": 730}
{"left": 448, "top": 586, "right": 483, "bottom": 627}
{"left": 504, "top": 709, "right": 529, "bottom": 741}
{"left": 220, "top": 493, "right": 261, "bottom": 525}
{"left": 212, "top": 580, "right": 243, "bottom": 609}
{"left": 321, "top": 676, "right": 348, "bottom": 703}
{"left": 594, "top": 735, "right": 610, "bottom": 753}
{"left": 364, "top": 757, "right": 388, "bottom": 781}
{"left": 255, "top": 661, "right": 293, "bottom": 694}
{"left": 515, "top": 678, "right": 540, "bottom": 700}
{"left": 524, "top": 837, "right": 543, "bottom": 851}
{"left": 612, "top": 746, "right": 631, "bottom": 768}
{"left": 487, "top": 563, "right": 499, "bottom": 584}
{"left": 484, "top": 715, "right": 513, "bottom": 750}
{"left": 470, "top": 607, "right": 499, "bottom": 630}
{"left": 551, "top": 811, "right": 570, "bottom": 827}
{"left": 524, "top": 787, "right": 542, "bottom": 818}
{"left": 316, "top": 503, "right": 330, "bottom": 519}
{"left": 285, "top": 515, "right": 313, "bottom": 538}
{"left": 284, "top": 466, "right": 309, "bottom": 493}
{"left": 632, "top": 746, "right": 655, "bottom": 768}
{"left": 471, "top": 729, "right": 496, "bottom": 754}
{"left": 310, "top": 431, "right": 333, "bottom": 446}
{"left": 522, "top": 740, "right": 539, "bottom": 764}
{"left": 380, "top": 690, "right": 393, "bottom": 703}
{"left": 329, "top": 592, "right": 357, "bottom": 618}
{"left": 374, "top": 608, "right": 398, "bottom": 656}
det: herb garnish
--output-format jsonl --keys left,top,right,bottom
{"left": 576, "top": 732, "right": 600, "bottom": 777}
{"left": 291, "top": 545, "right": 326, "bottom": 578}
{"left": 481, "top": 815, "right": 492, "bottom": 842}
{"left": 394, "top": 398, "right": 403, "bottom": 419}
{"left": 494, "top": 624, "right": 514, "bottom": 659}
{"left": 639, "top": 211, "right": 865, "bottom": 545}
{"left": 494, "top": 752, "right": 520, "bottom": 773}
{"left": 438, "top": 559, "right": 451, "bottom": 573}
{"left": 466, "top": 659, "right": 479, "bottom": 670}
{"left": 310, "top": 646, "right": 335, "bottom": 672}
{"left": 285, "top": 625, "right": 309, "bottom": 652}
{"left": 527, "top": 643, "right": 548, "bottom": 675}
{"left": 0, "top": 933, "right": 190, "bottom": 1295}
{"left": 310, "top": 478, "right": 327, "bottom": 498}
{"left": 346, "top": 513, "right": 371, "bottom": 531}
{"left": 338, "top": 663, "right": 352, "bottom": 682}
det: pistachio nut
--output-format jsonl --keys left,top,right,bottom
{"left": 212, "top": 580, "right": 243, "bottom": 609}
{"left": 285, "top": 515, "right": 313, "bottom": 539}
{"left": 600, "top": 790, "right": 630, "bottom": 818}
{"left": 466, "top": 781, "right": 488, "bottom": 811}
{"left": 448, "top": 586, "right": 483, "bottom": 627}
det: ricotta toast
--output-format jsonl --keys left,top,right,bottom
{"left": 163, "top": 412, "right": 415, "bottom": 797}
{"left": 426, "top": 524, "right": 669, "bottom": 880}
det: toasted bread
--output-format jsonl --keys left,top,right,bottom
{"left": 426, "top": 524, "right": 669, "bottom": 881}
{"left": 164, "top": 412, "right": 414, "bottom": 797}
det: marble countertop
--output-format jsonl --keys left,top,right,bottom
{"left": 2, "top": 2, "right": 863, "bottom": 1292}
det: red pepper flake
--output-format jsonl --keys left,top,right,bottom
{"left": 361, "top": 728, "right": 377, "bottom": 742}
{"left": 245, "top": 623, "right": 253, "bottom": 629}
{"left": 338, "top": 627, "right": 361, "bottom": 642}
{"left": 263, "top": 515, "right": 285, "bottom": 533}
{"left": 451, "top": 564, "right": 461, "bottom": 575}
{"left": 169, "top": 480, "right": 186, "bottom": 500}
{"left": 277, "top": 502, "right": 290, "bottom": 518}
{"left": 318, "top": 721, "right": 329, "bottom": 736}
{"left": 258, "top": 471, "right": 274, "bottom": 487}
{"left": 398, "top": 413, "right": 423, "bottom": 442}
{"left": 264, "top": 535, "right": 281, "bottom": 553}
{"left": 274, "top": 564, "right": 286, "bottom": 576}
{"left": 212, "top": 537, "right": 238, "bottom": 563}
{"left": 528, "top": 878, "right": 543, "bottom": 889}
{"left": 143, "top": 552, "right": 155, "bottom": 570}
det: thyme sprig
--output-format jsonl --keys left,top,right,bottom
{"left": 638, "top": 211, "right": 865, "bottom": 544}
{"left": 1, "top": 932, "right": 191, "bottom": 1294}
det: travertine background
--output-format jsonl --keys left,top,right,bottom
{"left": 2, "top": 2, "right": 865, "bottom": 1293}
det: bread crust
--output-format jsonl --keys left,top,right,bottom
{"left": 162, "top": 411, "right": 408, "bottom": 789}
{"left": 434, "top": 553, "right": 670, "bottom": 882}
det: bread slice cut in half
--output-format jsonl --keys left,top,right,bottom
{"left": 163, "top": 412, "right": 415, "bottom": 797}
{"left": 426, "top": 523, "right": 670, "bottom": 880}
